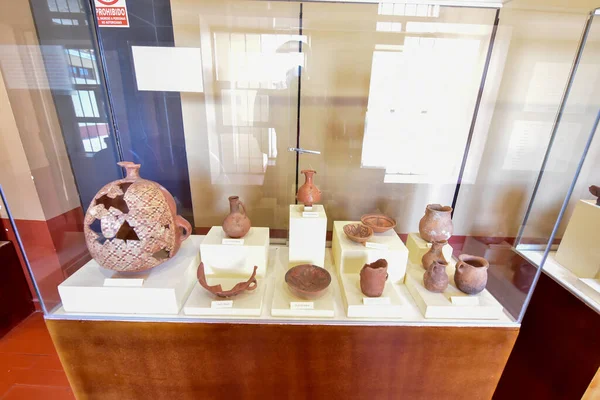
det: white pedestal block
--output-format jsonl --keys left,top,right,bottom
{"left": 405, "top": 263, "right": 504, "bottom": 320}
{"left": 406, "top": 233, "right": 453, "bottom": 267}
{"left": 289, "top": 205, "right": 327, "bottom": 267}
{"left": 183, "top": 278, "right": 265, "bottom": 317}
{"left": 331, "top": 221, "right": 408, "bottom": 283}
{"left": 200, "top": 226, "right": 269, "bottom": 277}
{"left": 462, "top": 236, "right": 514, "bottom": 265}
{"left": 556, "top": 200, "right": 600, "bottom": 278}
{"left": 271, "top": 268, "right": 334, "bottom": 318}
{"left": 339, "top": 273, "right": 407, "bottom": 318}
{"left": 58, "top": 236, "right": 200, "bottom": 314}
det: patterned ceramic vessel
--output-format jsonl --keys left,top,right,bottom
{"left": 84, "top": 162, "right": 192, "bottom": 272}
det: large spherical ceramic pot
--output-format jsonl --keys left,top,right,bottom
{"left": 454, "top": 254, "right": 489, "bottom": 295}
{"left": 222, "top": 196, "right": 251, "bottom": 238}
{"left": 296, "top": 170, "right": 322, "bottom": 207}
{"left": 418, "top": 204, "right": 453, "bottom": 243}
{"left": 84, "top": 162, "right": 192, "bottom": 273}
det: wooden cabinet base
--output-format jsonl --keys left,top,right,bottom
{"left": 47, "top": 320, "right": 517, "bottom": 399}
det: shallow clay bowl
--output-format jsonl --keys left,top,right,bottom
{"left": 361, "top": 214, "right": 397, "bottom": 233}
{"left": 285, "top": 264, "right": 331, "bottom": 300}
{"left": 343, "top": 223, "right": 373, "bottom": 245}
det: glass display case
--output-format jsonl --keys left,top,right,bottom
{"left": 1, "top": 0, "right": 596, "bottom": 326}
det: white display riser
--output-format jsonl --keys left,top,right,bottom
{"left": 339, "top": 273, "right": 408, "bottom": 318}
{"left": 406, "top": 233, "right": 453, "bottom": 267}
{"left": 555, "top": 200, "right": 600, "bottom": 279}
{"left": 200, "top": 226, "right": 269, "bottom": 277}
{"left": 522, "top": 250, "right": 600, "bottom": 314}
{"left": 288, "top": 204, "right": 327, "bottom": 267}
{"left": 462, "top": 236, "right": 514, "bottom": 265}
{"left": 331, "top": 221, "right": 408, "bottom": 283}
{"left": 58, "top": 236, "right": 200, "bottom": 315}
{"left": 405, "top": 263, "right": 504, "bottom": 320}
{"left": 183, "top": 279, "right": 266, "bottom": 317}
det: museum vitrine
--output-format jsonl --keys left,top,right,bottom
{"left": 0, "top": 0, "right": 598, "bottom": 398}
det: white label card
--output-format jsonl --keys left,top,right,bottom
{"left": 290, "top": 302, "right": 314, "bottom": 310}
{"left": 302, "top": 212, "right": 319, "bottom": 218}
{"left": 363, "top": 297, "right": 391, "bottom": 305}
{"left": 222, "top": 238, "right": 244, "bottom": 245}
{"left": 211, "top": 300, "right": 233, "bottom": 309}
{"left": 103, "top": 278, "right": 145, "bottom": 287}
{"left": 365, "top": 242, "right": 388, "bottom": 250}
{"left": 450, "top": 296, "right": 479, "bottom": 306}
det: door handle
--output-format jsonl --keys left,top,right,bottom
{"left": 288, "top": 147, "right": 321, "bottom": 155}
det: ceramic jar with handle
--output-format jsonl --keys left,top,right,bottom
{"left": 360, "top": 259, "right": 388, "bottom": 297}
{"left": 423, "top": 261, "right": 449, "bottom": 293}
{"left": 297, "top": 170, "right": 322, "bottom": 207}
{"left": 454, "top": 254, "right": 489, "bottom": 295}
{"left": 222, "top": 196, "right": 251, "bottom": 238}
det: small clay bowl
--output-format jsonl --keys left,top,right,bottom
{"left": 343, "top": 223, "right": 373, "bottom": 245}
{"left": 285, "top": 264, "right": 331, "bottom": 300}
{"left": 361, "top": 214, "right": 397, "bottom": 233}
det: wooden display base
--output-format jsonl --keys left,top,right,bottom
{"left": 338, "top": 273, "right": 407, "bottom": 318}
{"left": 183, "top": 279, "right": 266, "bottom": 317}
{"left": 405, "top": 264, "right": 504, "bottom": 320}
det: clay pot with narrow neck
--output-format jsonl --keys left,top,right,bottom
{"left": 421, "top": 240, "right": 447, "bottom": 270}
{"left": 84, "top": 161, "right": 192, "bottom": 272}
{"left": 418, "top": 204, "right": 453, "bottom": 243}
{"left": 423, "top": 260, "right": 449, "bottom": 293}
{"left": 297, "top": 170, "right": 322, "bottom": 207}
{"left": 222, "top": 196, "right": 251, "bottom": 238}
{"left": 360, "top": 259, "right": 388, "bottom": 297}
{"left": 454, "top": 254, "right": 489, "bottom": 295}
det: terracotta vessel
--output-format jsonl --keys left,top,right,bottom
{"left": 360, "top": 214, "right": 396, "bottom": 233}
{"left": 197, "top": 262, "right": 257, "bottom": 298}
{"left": 343, "top": 223, "right": 373, "bottom": 245}
{"left": 84, "top": 162, "right": 192, "bottom": 273}
{"left": 296, "top": 170, "right": 322, "bottom": 207}
{"left": 418, "top": 204, "right": 453, "bottom": 243}
{"left": 360, "top": 259, "right": 388, "bottom": 297}
{"left": 421, "top": 240, "right": 447, "bottom": 270}
{"left": 222, "top": 196, "right": 251, "bottom": 238}
{"left": 285, "top": 264, "right": 331, "bottom": 300}
{"left": 454, "top": 254, "right": 489, "bottom": 295}
{"left": 423, "top": 261, "right": 449, "bottom": 293}
{"left": 589, "top": 185, "right": 600, "bottom": 206}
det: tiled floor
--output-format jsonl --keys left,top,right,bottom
{"left": 0, "top": 313, "right": 74, "bottom": 399}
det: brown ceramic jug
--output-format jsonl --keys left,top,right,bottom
{"left": 454, "top": 254, "right": 489, "bottom": 295}
{"left": 423, "top": 261, "right": 449, "bottom": 293}
{"left": 418, "top": 204, "right": 453, "bottom": 243}
{"left": 421, "top": 240, "right": 447, "bottom": 270}
{"left": 84, "top": 161, "right": 192, "bottom": 272}
{"left": 222, "top": 196, "right": 251, "bottom": 238}
{"left": 297, "top": 170, "right": 322, "bottom": 207}
{"left": 359, "top": 259, "right": 388, "bottom": 297}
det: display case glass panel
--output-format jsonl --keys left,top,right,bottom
{"left": 0, "top": 0, "right": 596, "bottom": 325}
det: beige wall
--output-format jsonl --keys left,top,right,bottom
{"left": 0, "top": 2, "right": 81, "bottom": 221}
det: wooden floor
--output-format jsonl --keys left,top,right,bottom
{"left": 0, "top": 313, "right": 73, "bottom": 399}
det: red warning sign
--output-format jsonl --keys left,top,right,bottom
{"left": 95, "top": 0, "right": 129, "bottom": 28}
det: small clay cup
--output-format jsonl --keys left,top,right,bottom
{"left": 285, "top": 264, "right": 331, "bottom": 300}
{"left": 454, "top": 254, "right": 489, "bottom": 295}
{"left": 423, "top": 261, "right": 449, "bottom": 293}
{"left": 343, "top": 223, "right": 373, "bottom": 245}
{"left": 360, "top": 259, "right": 388, "bottom": 297}
{"left": 360, "top": 214, "right": 397, "bottom": 233}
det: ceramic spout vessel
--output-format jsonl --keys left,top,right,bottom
{"left": 84, "top": 161, "right": 192, "bottom": 273}
{"left": 222, "top": 196, "right": 251, "bottom": 238}
{"left": 418, "top": 204, "right": 453, "bottom": 243}
{"left": 423, "top": 261, "right": 449, "bottom": 293}
{"left": 359, "top": 259, "right": 388, "bottom": 297}
{"left": 296, "top": 170, "right": 322, "bottom": 207}
{"left": 421, "top": 240, "right": 447, "bottom": 270}
{"left": 454, "top": 254, "right": 489, "bottom": 295}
